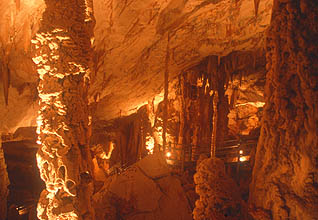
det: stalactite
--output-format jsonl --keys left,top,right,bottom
{"left": 177, "top": 61, "right": 214, "bottom": 161}
{"left": 249, "top": 0, "right": 318, "bottom": 219}
{"left": 209, "top": 56, "right": 229, "bottom": 156}
{"left": 0, "top": 139, "right": 9, "bottom": 220}
{"left": 0, "top": 47, "right": 11, "bottom": 106}
{"left": 31, "top": 0, "right": 95, "bottom": 219}
{"left": 254, "top": 0, "right": 260, "bottom": 17}
{"left": 15, "top": 0, "right": 20, "bottom": 12}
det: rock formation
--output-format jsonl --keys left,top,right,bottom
{"left": 0, "top": 140, "right": 9, "bottom": 220}
{"left": 249, "top": 0, "right": 318, "bottom": 219}
{"left": 93, "top": 153, "right": 193, "bottom": 220}
{"left": 193, "top": 157, "right": 246, "bottom": 220}
{"left": 1, "top": 0, "right": 317, "bottom": 219}
{"left": 31, "top": 0, "right": 95, "bottom": 219}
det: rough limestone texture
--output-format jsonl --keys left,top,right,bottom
{"left": 93, "top": 153, "right": 192, "bottom": 220}
{"left": 0, "top": 0, "right": 273, "bottom": 132}
{"left": 0, "top": 0, "right": 44, "bottom": 133}
{"left": 226, "top": 70, "right": 265, "bottom": 137}
{"left": 90, "top": 0, "right": 273, "bottom": 120}
{"left": 32, "top": 0, "right": 95, "bottom": 219}
{"left": 0, "top": 140, "right": 9, "bottom": 220}
{"left": 193, "top": 157, "right": 246, "bottom": 220}
{"left": 249, "top": 0, "right": 318, "bottom": 219}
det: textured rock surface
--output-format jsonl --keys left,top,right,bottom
{"left": 0, "top": 0, "right": 273, "bottom": 132}
{"left": 227, "top": 70, "right": 265, "bottom": 136}
{"left": 249, "top": 0, "right": 318, "bottom": 219}
{"left": 32, "top": 0, "right": 95, "bottom": 219}
{"left": 193, "top": 157, "right": 246, "bottom": 219}
{"left": 0, "top": 0, "right": 44, "bottom": 132}
{"left": 0, "top": 140, "right": 9, "bottom": 220}
{"left": 91, "top": 0, "right": 273, "bottom": 120}
{"left": 93, "top": 153, "right": 192, "bottom": 220}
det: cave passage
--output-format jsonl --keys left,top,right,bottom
{"left": 0, "top": 0, "right": 317, "bottom": 220}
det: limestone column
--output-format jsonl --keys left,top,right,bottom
{"left": 31, "top": 0, "right": 95, "bottom": 219}
{"left": 249, "top": 0, "right": 318, "bottom": 219}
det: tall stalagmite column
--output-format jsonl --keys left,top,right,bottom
{"left": 249, "top": 0, "right": 318, "bottom": 219}
{"left": 32, "top": 0, "right": 95, "bottom": 219}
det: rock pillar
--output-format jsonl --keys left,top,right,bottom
{"left": 249, "top": 1, "right": 318, "bottom": 219}
{"left": 32, "top": 0, "right": 95, "bottom": 219}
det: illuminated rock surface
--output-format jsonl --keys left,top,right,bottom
{"left": 0, "top": 0, "right": 273, "bottom": 131}
{"left": 249, "top": 1, "right": 318, "bottom": 219}
{"left": 32, "top": 0, "right": 95, "bottom": 219}
{"left": 193, "top": 157, "right": 246, "bottom": 220}
{"left": 0, "top": 0, "right": 317, "bottom": 220}
{"left": 93, "top": 153, "right": 192, "bottom": 220}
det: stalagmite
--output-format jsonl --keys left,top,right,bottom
{"left": 249, "top": 0, "right": 318, "bottom": 219}
{"left": 193, "top": 157, "right": 245, "bottom": 220}
{"left": 210, "top": 56, "right": 229, "bottom": 155}
{"left": 178, "top": 62, "right": 214, "bottom": 161}
{"left": 31, "top": 0, "right": 95, "bottom": 219}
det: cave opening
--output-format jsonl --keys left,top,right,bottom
{"left": 0, "top": 0, "right": 317, "bottom": 220}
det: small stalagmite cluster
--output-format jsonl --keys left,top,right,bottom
{"left": 193, "top": 156, "right": 245, "bottom": 220}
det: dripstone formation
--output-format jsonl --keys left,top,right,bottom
{"left": 249, "top": 0, "right": 318, "bottom": 219}
{"left": 31, "top": 0, "right": 95, "bottom": 219}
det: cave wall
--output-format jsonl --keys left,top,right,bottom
{"left": 0, "top": 140, "right": 9, "bottom": 220}
{"left": 226, "top": 70, "right": 265, "bottom": 138}
{"left": 92, "top": 106, "right": 151, "bottom": 171}
{"left": 249, "top": 0, "right": 318, "bottom": 219}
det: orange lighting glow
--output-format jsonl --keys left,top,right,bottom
{"left": 166, "top": 152, "right": 172, "bottom": 158}
{"left": 146, "top": 136, "right": 154, "bottom": 154}
{"left": 239, "top": 156, "right": 248, "bottom": 162}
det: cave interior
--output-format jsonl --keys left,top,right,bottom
{"left": 0, "top": 0, "right": 317, "bottom": 220}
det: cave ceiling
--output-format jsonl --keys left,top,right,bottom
{"left": 0, "top": 0, "right": 272, "bottom": 132}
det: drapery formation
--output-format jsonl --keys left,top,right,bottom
{"left": 32, "top": 0, "right": 95, "bottom": 219}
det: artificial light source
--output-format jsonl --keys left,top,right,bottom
{"left": 166, "top": 152, "right": 172, "bottom": 158}
{"left": 239, "top": 156, "right": 247, "bottom": 162}
{"left": 239, "top": 150, "right": 243, "bottom": 155}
